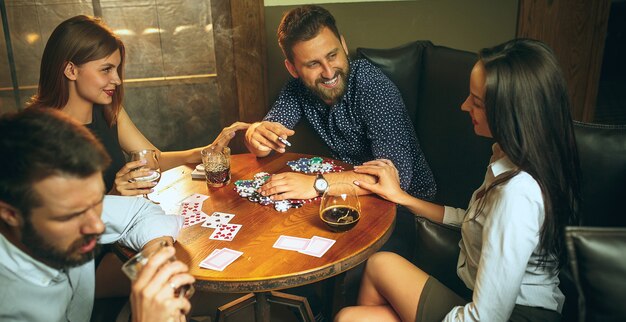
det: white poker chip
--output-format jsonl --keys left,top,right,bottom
{"left": 254, "top": 172, "right": 270, "bottom": 180}
{"left": 195, "top": 164, "right": 205, "bottom": 171}
{"left": 274, "top": 200, "right": 291, "bottom": 212}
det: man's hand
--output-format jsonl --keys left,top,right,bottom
{"left": 244, "top": 121, "right": 295, "bottom": 157}
{"left": 130, "top": 246, "right": 194, "bottom": 322}
{"left": 258, "top": 172, "right": 317, "bottom": 200}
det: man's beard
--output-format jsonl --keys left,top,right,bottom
{"left": 305, "top": 64, "right": 350, "bottom": 105}
{"left": 21, "top": 219, "right": 101, "bottom": 269}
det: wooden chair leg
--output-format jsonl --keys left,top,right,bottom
{"left": 267, "top": 291, "right": 315, "bottom": 322}
{"left": 215, "top": 293, "right": 256, "bottom": 322}
{"left": 215, "top": 290, "right": 315, "bottom": 322}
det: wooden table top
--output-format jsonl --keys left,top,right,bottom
{"left": 150, "top": 152, "right": 396, "bottom": 293}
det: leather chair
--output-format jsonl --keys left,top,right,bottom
{"left": 566, "top": 226, "right": 626, "bottom": 322}
{"left": 574, "top": 121, "right": 626, "bottom": 227}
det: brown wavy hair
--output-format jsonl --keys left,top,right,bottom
{"left": 27, "top": 15, "right": 125, "bottom": 126}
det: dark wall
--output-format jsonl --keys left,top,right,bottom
{"left": 264, "top": 1, "right": 519, "bottom": 107}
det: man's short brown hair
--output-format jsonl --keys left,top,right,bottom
{"left": 277, "top": 5, "right": 341, "bottom": 62}
{"left": 0, "top": 108, "right": 111, "bottom": 217}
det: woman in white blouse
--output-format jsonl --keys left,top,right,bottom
{"left": 334, "top": 39, "right": 581, "bottom": 322}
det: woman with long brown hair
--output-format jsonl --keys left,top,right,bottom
{"left": 29, "top": 15, "right": 248, "bottom": 196}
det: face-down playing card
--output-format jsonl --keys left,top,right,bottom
{"left": 199, "top": 248, "right": 243, "bottom": 271}
{"left": 272, "top": 235, "right": 311, "bottom": 251}
{"left": 298, "top": 236, "right": 335, "bottom": 257}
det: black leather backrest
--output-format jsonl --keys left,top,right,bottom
{"left": 574, "top": 121, "right": 626, "bottom": 226}
{"left": 356, "top": 41, "right": 431, "bottom": 125}
{"left": 416, "top": 45, "right": 493, "bottom": 208}
{"left": 566, "top": 226, "right": 626, "bottom": 321}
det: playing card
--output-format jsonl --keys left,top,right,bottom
{"left": 298, "top": 236, "right": 335, "bottom": 257}
{"left": 181, "top": 193, "right": 209, "bottom": 204}
{"left": 202, "top": 212, "right": 235, "bottom": 228}
{"left": 199, "top": 248, "right": 243, "bottom": 271}
{"left": 273, "top": 235, "right": 310, "bottom": 251}
{"left": 182, "top": 211, "right": 209, "bottom": 228}
{"left": 179, "top": 202, "right": 202, "bottom": 216}
{"left": 209, "top": 224, "right": 242, "bottom": 241}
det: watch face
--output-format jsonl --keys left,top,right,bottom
{"left": 315, "top": 178, "right": 328, "bottom": 191}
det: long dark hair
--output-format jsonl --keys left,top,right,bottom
{"left": 477, "top": 39, "right": 581, "bottom": 270}
{"left": 27, "top": 15, "right": 125, "bottom": 126}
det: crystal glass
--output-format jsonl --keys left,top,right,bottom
{"left": 121, "top": 241, "right": 195, "bottom": 299}
{"left": 319, "top": 183, "right": 361, "bottom": 232}
{"left": 201, "top": 146, "right": 231, "bottom": 188}
{"left": 129, "top": 149, "right": 161, "bottom": 203}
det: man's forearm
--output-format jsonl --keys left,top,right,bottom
{"left": 324, "top": 170, "right": 377, "bottom": 195}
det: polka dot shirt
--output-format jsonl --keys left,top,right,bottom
{"left": 265, "top": 59, "right": 436, "bottom": 200}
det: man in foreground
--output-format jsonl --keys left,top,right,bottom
{"left": 0, "top": 108, "right": 192, "bottom": 321}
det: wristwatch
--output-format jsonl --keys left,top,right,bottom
{"left": 313, "top": 173, "right": 329, "bottom": 196}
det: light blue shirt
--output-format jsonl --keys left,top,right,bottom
{"left": 0, "top": 196, "right": 183, "bottom": 322}
{"left": 442, "top": 144, "right": 564, "bottom": 321}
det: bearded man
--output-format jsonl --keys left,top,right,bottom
{"left": 245, "top": 5, "right": 435, "bottom": 261}
{"left": 0, "top": 108, "right": 191, "bottom": 322}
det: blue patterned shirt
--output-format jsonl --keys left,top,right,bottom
{"left": 265, "top": 59, "right": 436, "bottom": 200}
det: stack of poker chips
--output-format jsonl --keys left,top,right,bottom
{"left": 234, "top": 172, "right": 303, "bottom": 212}
{"left": 234, "top": 157, "right": 344, "bottom": 212}
{"left": 286, "top": 157, "right": 343, "bottom": 173}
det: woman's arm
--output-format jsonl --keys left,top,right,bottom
{"left": 116, "top": 107, "right": 249, "bottom": 170}
{"left": 353, "top": 159, "right": 445, "bottom": 223}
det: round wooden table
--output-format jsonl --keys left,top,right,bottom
{"left": 150, "top": 152, "right": 396, "bottom": 321}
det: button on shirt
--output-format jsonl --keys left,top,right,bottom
{"left": 0, "top": 196, "right": 183, "bottom": 322}
{"left": 265, "top": 59, "right": 436, "bottom": 200}
{"left": 442, "top": 144, "right": 564, "bottom": 321}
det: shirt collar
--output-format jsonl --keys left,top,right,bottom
{"left": 489, "top": 143, "right": 517, "bottom": 177}
{"left": 0, "top": 233, "right": 65, "bottom": 286}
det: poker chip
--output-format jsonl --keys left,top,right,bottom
{"left": 286, "top": 157, "right": 344, "bottom": 175}
{"left": 258, "top": 196, "right": 273, "bottom": 205}
{"left": 274, "top": 200, "right": 291, "bottom": 212}
{"left": 235, "top": 158, "right": 344, "bottom": 212}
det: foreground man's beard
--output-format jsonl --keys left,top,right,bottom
{"left": 21, "top": 220, "right": 101, "bottom": 269}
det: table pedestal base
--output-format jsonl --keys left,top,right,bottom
{"left": 215, "top": 291, "right": 315, "bottom": 322}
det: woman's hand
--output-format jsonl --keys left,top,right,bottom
{"left": 110, "top": 159, "right": 157, "bottom": 196}
{"left": 130, "top": 246, "right": 194, "bottom": 322}
{"left": 353, "top": 159, "right": 408, "bottom": 204}
{"left": 209, "top": 122, "right": 251, "bottom": 151}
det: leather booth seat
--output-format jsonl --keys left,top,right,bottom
{"left": 566, "top": 226, "right": 626, "bottom": 322}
